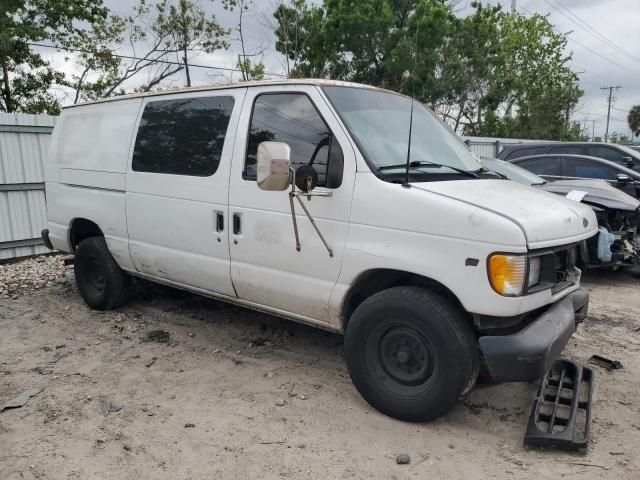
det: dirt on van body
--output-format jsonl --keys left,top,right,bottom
{"left": 1, "top": 254, "right": 639, "bottom": 479}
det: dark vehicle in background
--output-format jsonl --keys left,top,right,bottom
{"left": 498, "top": 142, "right": 640, "bottom": 170}
{"left": 482, "top": 157, "right": 640, "bottom": 271}
{"left": 508, "top": 154, "right": 640, "bottom": 199}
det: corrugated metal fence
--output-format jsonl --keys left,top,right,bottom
{"left": 462, "top": 136, "right": 558, "bottom": 158}
{"left": 0, "top": 113, "right": 56, "bottom": 260}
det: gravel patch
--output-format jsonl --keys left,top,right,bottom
{"left": 0, "top": 254, "right": 71, "bottom": 299}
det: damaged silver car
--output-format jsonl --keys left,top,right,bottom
{"left": 482, "top": 157, "right": 640, "bottom": 271}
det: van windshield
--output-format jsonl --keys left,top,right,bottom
{"left": 323, "top": 86, "right": 483, "bottom": 179}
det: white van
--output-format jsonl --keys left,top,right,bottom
{"left": 42, "top": 80, "right": 596, "bottom": 421}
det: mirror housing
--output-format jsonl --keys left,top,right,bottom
{"left": 616, "top": 173, "right": 632, "bottom": 184}
{"left": 621, "top": 156, "right": 634, "bottom": 168}
{"left": 295, "top": 164, "right": 318, "bottom": 193}
{"left": 257, "top": 141, "right": 292, "bottom": 191}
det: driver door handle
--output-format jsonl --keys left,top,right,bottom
{"left": 233, "top": 213, "right": 241, "bottom": 235}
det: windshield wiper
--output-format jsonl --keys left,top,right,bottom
{"left": 379, "top": 160, "right": 479, "bottom": 179}
{"left": 473, "top": 167, "right": 507, "bottom": 179}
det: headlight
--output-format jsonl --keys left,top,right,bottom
{"left": 488, "top": 254, "right": 526, "bottom": 296}
{"left": 528, "top": 256, "right": 541, "bottom": 287}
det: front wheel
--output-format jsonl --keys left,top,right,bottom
{"left": 344, "top": 287, "right": 478, "bottom": 422}
{"left": 74, "top": 237, "right": 130, "bottom": 310}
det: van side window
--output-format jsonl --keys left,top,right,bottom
{"left": 244, "top": 93, "right": 343, "bottom": 188}
{"left": 132, "top": 96, "right": 234, "bottom": 176}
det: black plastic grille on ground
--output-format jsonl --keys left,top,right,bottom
{"left": 524, "top": 359, "right": 594, "bottom": 450}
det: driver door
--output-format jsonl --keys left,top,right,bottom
{"left": 227, "top": 85, "right": 356, "bottom": 325}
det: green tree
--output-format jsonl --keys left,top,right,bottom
{"left": 272, "top": 1, "right": 583, "bottom": 141}
{"left": 493, "top": 11, "right": 583, "bottom": 140}
{"left": 273, "top": 0, "right": 455, "bottom": 98}
{"left": 442, "top": 4, "right": 582, "bottom": 139}
{"left": 64, "top": 14, "right": 126, "bottom": 103}
{"left": 273, "top": 0, "right": 336, "bottom": 77}
{"left": 608, "top": 131, "right": 628, "bottom": 144}
{"left": 629, "top": 105, "right": 640, "bottom": 137}
{"left": 223, "top": 0, "right": 266, "bottom": 81}
{"left": 436, "top": 3, "right": 509, "bottom": 133}
{"left": 0, "top": 0, "right": 109, "bottom": 114}
{"left": 65, "top": 0, "right": 193, "bottom": 102}
{"left": 154, "top": 0, "right": 228, "bottom": 87}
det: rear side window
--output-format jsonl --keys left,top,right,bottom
{"left": 588, "top": 146, "right": 626, "bottom": 164}
{"left": 566, "top": 158, "right": 617, "bottom": 180}
{"left": 503, "top": 146, "right": 546, "bottom": 160}
{"left": 548, "top": 145, "right": 584, "bottom": 155}
{"left": 516, "top": 157, "right": 561, "bottom": 176}
{"left": 244, "top": 93, "right": 343, "bottom": 188}
{"left": 133, "top": 96, "right": 234, "bottom": 176}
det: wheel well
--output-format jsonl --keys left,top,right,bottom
{"left": 69, "top": 218, "right": 103, "bottom": 251}
{"left": 342, "top": 269, "right": 469, "bottom": 328}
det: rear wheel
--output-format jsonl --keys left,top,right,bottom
{"left": 74, "top": 237, "right": 130, "bottom": 310}
{"left": 344, "top": 287, "right": 478, "bottom": 422}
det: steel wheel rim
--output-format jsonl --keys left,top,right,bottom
{"left": 365, "top": 319, "right": 437, "bottom": 398}
{"left": 85, "top": 257, "right": 106, "bottom": 292}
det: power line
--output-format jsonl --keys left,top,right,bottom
{"left": 517, "top": 5, "right": 640, "bottom": 77}
{"left": 543, "top": 0, "right": 640, "bottom": 65}
{"left": 612, "top": 106, "right": 630, "bottom": 115}
{"left": 565, "top": 37, "right": 640, "bottom": 77}
{"left": 27, "top": 42, "right": 287, "bottom": 78}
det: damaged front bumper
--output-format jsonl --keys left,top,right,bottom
{"left": 479, "top": 287, "right": 589, "bottom": 383}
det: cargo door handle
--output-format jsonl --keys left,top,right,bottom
{"left": 216, "top": 212, "right": 224, "bottom": 232}
{"left": 233, "top": 213, "right": 241, "bottom": 235}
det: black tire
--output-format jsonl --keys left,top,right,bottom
{"left": 344, "top": 286, "right": 478, "bottom": 422}
{"left": 74, "top": 236, "right": 130, "bottom": 310}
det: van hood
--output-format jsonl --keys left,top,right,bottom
{"left": 412, "top": 179, "right": 597, "bottom": 249}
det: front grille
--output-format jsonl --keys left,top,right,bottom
{"left": 527, "top": 244, "right": 579, "bottom": 294}
{"left": 552, "top": 248, "right": 574, "bottom": 293}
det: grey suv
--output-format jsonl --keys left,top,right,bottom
{"left": 498, "top": 142, "right": 640, "bottom": 169}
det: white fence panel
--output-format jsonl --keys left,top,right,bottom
{"left": 462, "top": 136, "right": 559, "bottom": 158}
{"left": 0, "top": 113, "right": 56, "bottom": 260}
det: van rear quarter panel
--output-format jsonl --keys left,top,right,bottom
{"left": 45, "top": 99, "right": 142, "bottom": 270}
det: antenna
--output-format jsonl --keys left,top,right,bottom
{"left": 402, "top": 23, "right": 420, "bottom": 188}
{"left": 404, "top": 100, "right": 414, "bottom": 186}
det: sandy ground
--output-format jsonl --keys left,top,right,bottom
{"left": 1, "top": 255, "right": 639, "bottom": 479}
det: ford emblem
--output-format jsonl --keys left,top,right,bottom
{"left": 583, "top": 218, "right": 588, "bottom": 228}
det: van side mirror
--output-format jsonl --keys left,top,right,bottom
{"left": 257, "top": 141, "right": 292, "bottom": 191}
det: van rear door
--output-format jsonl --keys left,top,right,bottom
{"left": 125, "top": 89, "right": 246, "bottom": 296}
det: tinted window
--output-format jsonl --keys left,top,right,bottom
{"left": 133, "top": 96, "right": 234, "bottom": 176}
{"left": 548, "top": 145, "right": 584, "bottom": 154}
{"left": 245, "top": 93, "right": 343, "bottom": 188}
{"left": 516, "top": 158, "right": 561, "bottom": 176}
{"left": 588, "top": 146, "right": 626, "bottom": 163}
{"left": 503, "top": 146, "right": 546, "bottom": 160}
{"left": 566, "top": 158, "right": 617, "bottom": 180}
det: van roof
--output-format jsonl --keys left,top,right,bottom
{"left": 64, "top": 79, "right": 390, "bottom": 109}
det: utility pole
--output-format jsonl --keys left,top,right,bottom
{"left": 600, "top": 85, "right": 622, "bottom": 142}
{"left": 511, "top": 0, "right": 516, "bottom": 14}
